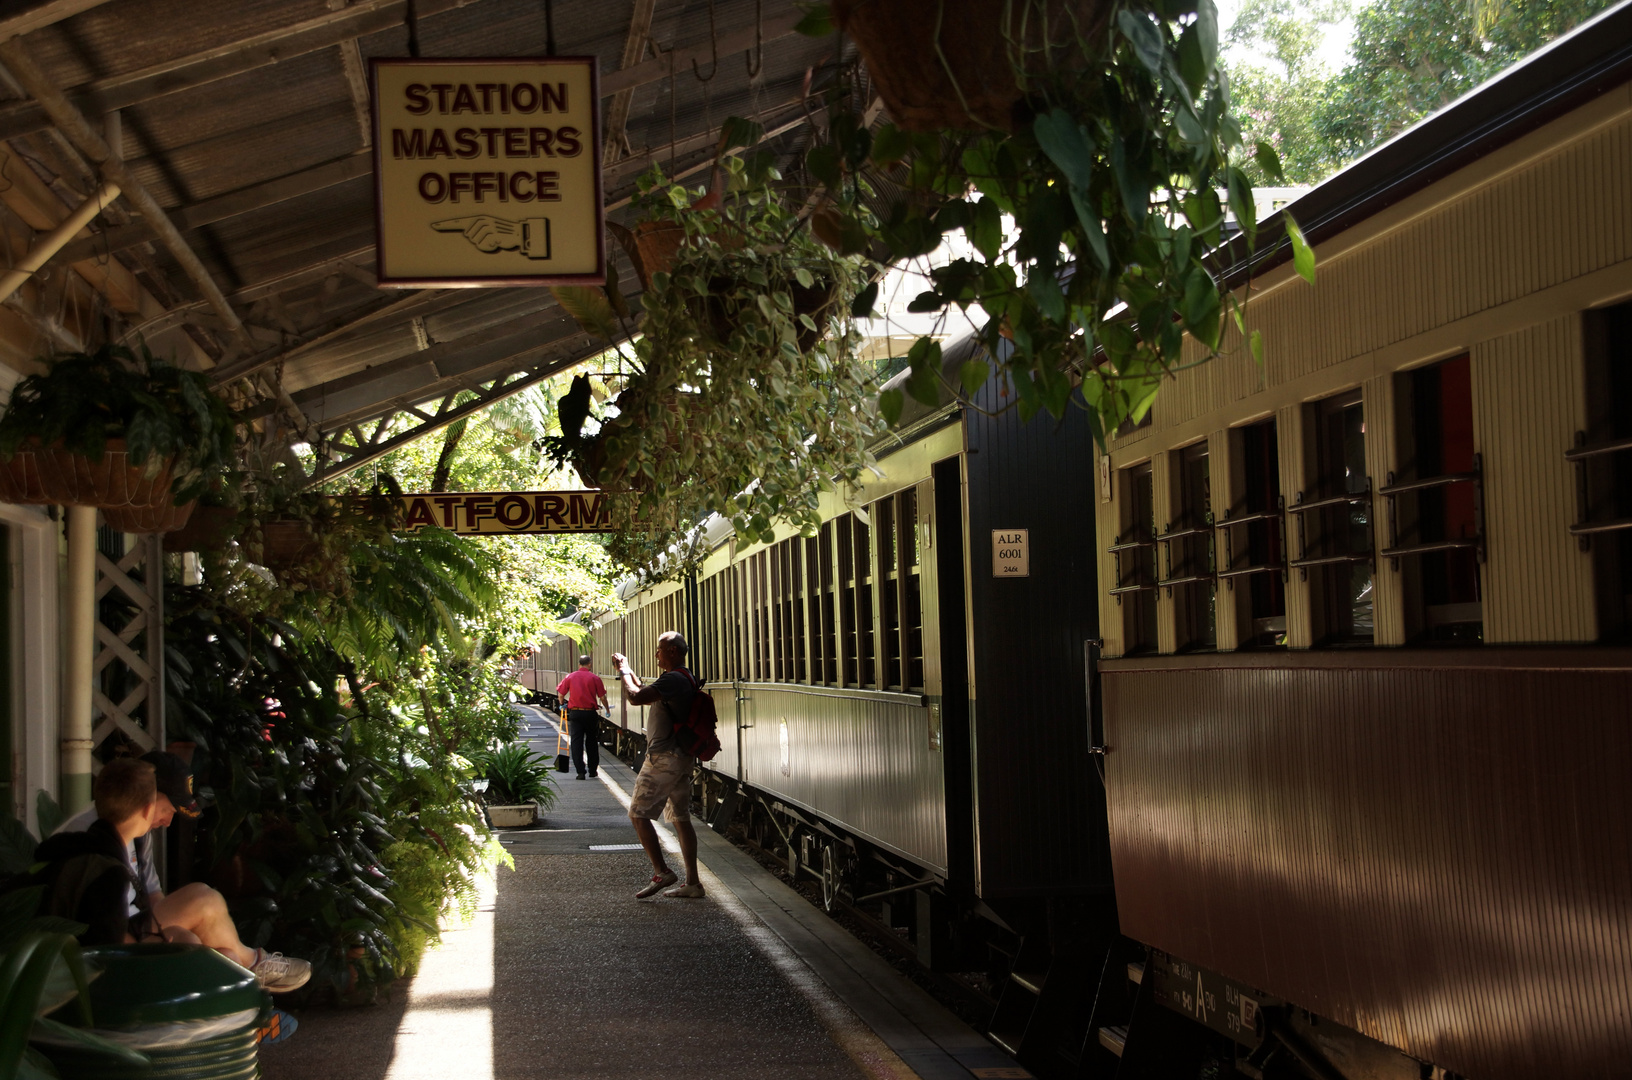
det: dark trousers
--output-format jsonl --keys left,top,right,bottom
{"left": 567, "top": 710, "right": 600, "bottom": 776}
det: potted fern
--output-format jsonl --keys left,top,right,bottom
{"left": 0, "top": 344, "right": 238, "bottom": 532}
{"left": 474, "top": 743, "right": 557, "bottom": 828}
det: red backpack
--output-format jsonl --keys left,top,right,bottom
{"left": 673, "top": 668, "right": 722, "bottom": 762}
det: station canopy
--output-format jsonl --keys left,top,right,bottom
{"left": 0, "top": 0, "right": 837, "bottom": 486}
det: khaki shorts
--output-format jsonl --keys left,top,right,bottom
{"left": 630, "top": 749, "right": 694, "bottom": 822}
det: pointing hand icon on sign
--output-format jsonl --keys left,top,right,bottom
{"left": 430, "top": 216, "right": 552, "bottom": 260}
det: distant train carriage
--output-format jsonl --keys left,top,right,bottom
{"left": 561, "top": 336, "right": 1107, "bottom": 981}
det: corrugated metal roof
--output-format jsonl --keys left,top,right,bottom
{"left": 3, "top": 0, "right": 832, "bottom": 477}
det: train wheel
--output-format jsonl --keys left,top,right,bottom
{"left": 821, "top": 844, "right": 841, "bottom": 912}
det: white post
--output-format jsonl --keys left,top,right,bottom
{"left": 61, "top": 506, "right": 96, "bottom": 813}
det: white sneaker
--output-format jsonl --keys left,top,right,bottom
{"left": 635, "top": 870, "right": 678, "bottom": 899}
{"left": 663, "top": 882, "right": 705, "bottom": 898}
{"left": 250, "top": 950, "right": 312, "bottom": 993}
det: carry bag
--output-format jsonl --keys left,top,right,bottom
{"left": 674, "top": 669, "right": 722, "bottom": 763}
{"left": 554, "top": 716, "right": 570, "bottom": 773}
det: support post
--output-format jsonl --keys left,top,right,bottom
{"left": 0, "top": 180, "right": 119, "bottom": 305}
{"left": 61, "top": 505, "right": 96, "bottom": 813}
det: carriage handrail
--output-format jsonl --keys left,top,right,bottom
{"left": 1568, "top": 517, "right": 1632, "bottom": 536}
{"left": 1380, "top": 538, "right": 1480, "bottom": 559}
{"left": 1287, "top": 489, "right": 1372, "bottom": 514}
{"left": 1216, "top": 508, "right": 1283, "bottom": 528}
{"left": 1377, "top": 469, "right": 1479, "bottom": 497}
{"left": 1289, "top": 552, "right": 1375, "bottom": 570}
{"left": 1563, "top": 433, "right": 1632, "bottom": 462}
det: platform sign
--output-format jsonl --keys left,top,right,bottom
{"left": 992, "top": 529, "right": 1029, "bottom": 577}
{"left": 370, "top": 57, "right": 605, "bottom": 287}
{"left": 397, "top": 491, "right": 615, "bottom": 534}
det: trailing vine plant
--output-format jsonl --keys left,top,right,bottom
{"left": 548, "top": 136, "right": 880, "bottom": 574}
{"left": 800, "top": 0, "right": 1316, "bottom": 446}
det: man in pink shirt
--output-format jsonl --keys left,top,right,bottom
{"left": 556, "top": 654, "right": 609, "bottom": 779}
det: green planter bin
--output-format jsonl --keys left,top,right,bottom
{"left": 39, "top": 943, "right": 269, "bottom": 1079}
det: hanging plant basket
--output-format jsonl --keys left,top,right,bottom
{"left": 832, "top": 0, "right": 1113, "bottom": 132}
{"left": 256, "top": 519, "right": 322, "bottom": 570}
{"left": 0, "top": 439, "right": 196, "bottom": 532}
{"left": 105, "top": 498, "right": 198, "bottom": 535}
{"left": 163, "top": 505, "right": 240, "bottom": 553}
{"left": 632, "top": 220, "right": 686, "bottom": 289}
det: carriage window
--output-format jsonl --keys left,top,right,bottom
{"left": 1221, "top": 419, "right": 1286, "bottom": 648}
{"left": 1582, "top": 303, "right": 1632, "bottom": 640}
{"left": 1389, "top": 355, "right": 1482, "bottom": 643}
{"left": 901, "top": 487, "right": 924, "bottom": 691}
{"left": 1113, "top": 462, "right": 1159, "bottom": 653}
{"left": 1165, "top": 442, "right": 1215, "bottom": 651}
{"left": 756, "top": 551, "right": 772, "bottom": 680}
{"left": 854, "top": 513, "right": 876, "bottom": 687}
{"left": 735, "top": 561, "right": 748, "bottom": 680}
{"left": 819, "top": 523, "right": 838, "bottom": 684}
{"left": 1299, "top": 391, "right": 1374, "bottom": 643}
{"left": 877, "top": 497, "right": 901, "bottom": 689}
{"left": 773, "top": 543, "right": 786, "bottom": 680}
{"left": 790, "top": 539, "right": 807, "bottom": 683}
{"left": 803, "top": 536, "right": 820, "bottom": 685}
{"left": 838, "top": 515, "right": 857, "bottom": 686}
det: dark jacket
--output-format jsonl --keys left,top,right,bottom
{"left": 32, "top": 818, "right": 153, "bottom": 945}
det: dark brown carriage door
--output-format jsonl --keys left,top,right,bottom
{"left": 877, "top": 496, "right": 902, "bottom": 689}
{"left": 1169, "top": 442, "right": 1216, "bottom": 650}
{"left": 1227, "top": 418, "right": 1287, "bottom": 647}
{"left": 1304, "top": 390, "right": 1375, "bottom": 643}
{"left": 1116, "top": 462, "right": 1160, "bottom": 654}
{"left": 1395, "top": 355, "right": 1482, "bottom": 642}
{"left": 1584, "top": 302, "right": 1632, "bottom": 639}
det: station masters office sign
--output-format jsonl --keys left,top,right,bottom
{"left": 370, "top": 57, "right": 605, "bottom": 287}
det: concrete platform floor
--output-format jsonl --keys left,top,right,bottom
{"left": 260, "top": 706, "right": 1025, "bottom": 1080}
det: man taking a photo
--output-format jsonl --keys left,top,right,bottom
{"left": 611, "top": 632, "right": 704, "bottom": 900}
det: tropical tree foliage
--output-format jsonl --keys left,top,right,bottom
{"left": 1227, "top": 0, "right": 1617, "bottom": 182}
{"left": 168, "top": 526, "right": 521, "bottom": 1000}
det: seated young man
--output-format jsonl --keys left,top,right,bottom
{"left": 38, "top": 757, "right": 310, "bottom": 992}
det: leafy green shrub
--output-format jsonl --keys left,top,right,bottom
{"left": 0, "top": 344, "right": 238, "bottom": 503}
{"left": 165, "top": 593, "right": 410, "bottom": 999}
{"left": 167, "top": 520, "right": 525, "bottom": 999}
